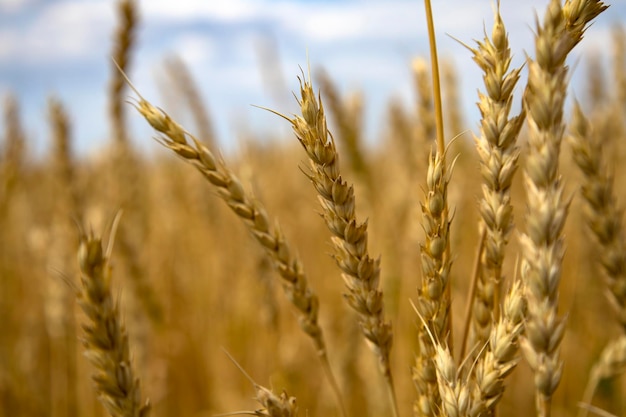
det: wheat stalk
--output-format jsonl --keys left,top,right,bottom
{"left": 412, "top": 2, "right": 457, "bottom": 415}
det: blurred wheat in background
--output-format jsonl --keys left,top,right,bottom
{"left": 1, "top": 1, "right": 625, "bottom": 417}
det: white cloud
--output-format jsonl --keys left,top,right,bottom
{"left": 0, "top": 0, "right": 36, "bottom": 14}
{"left": 169, "top": 34, "right": 218, "bottom": 67}
{"left": 0, "top": 0, "right": 113, "bottom": 64}
{"left": 141, "top": 0, "right": 264, "bottom": 22}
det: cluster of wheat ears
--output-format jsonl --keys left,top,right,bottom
{"left": 1, "top": 0, "right": 626, "bottom": 416}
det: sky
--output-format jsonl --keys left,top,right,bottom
{"left": 0, "top": 0, "right": 624, "bottom": 158}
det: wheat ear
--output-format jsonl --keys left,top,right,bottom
{"left": 0, "top": 94, "right": 25, "bottom": 218}
{"left": 413, "top": 145, "right": 455, "bottom": 417}
{"left": 109, "top": 0, "right": 137, "bottom": 146}
{"left": 520, "top": 1, "right": 607, "bottom": 416}
{"left": 118, "top": 66, "right": 346, "bottom": 417}
{"left": 412, "top": 2, "right": 456, "bottom": 416}
{"left": 569, "top": 102, "right": 626, "bottom": 417}
{"left": 269, "top": 71, "right": 397, "bottom": 417}
{"left": 466, "top": 3, "right": 525, "bottom": 353}
{"left": 569, "top": 102, "right": 626, "bottom": 331}
{"left": 412, "top": 58, "right": 436, "bottom": 146}
{"left": 76, "top": 226, "right": 150, "bottom": 417}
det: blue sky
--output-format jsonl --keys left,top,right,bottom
{"left": 0, "top": 0, "right": 624, "bottom": 157}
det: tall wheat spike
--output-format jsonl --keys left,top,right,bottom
{"left": 465, "top": 4, "right": 526, "bottom": 353}
{"left": 76, "top": 228, "right": 151, "bottom": 417}
{"left": 519, "top": 1, "right": 607, "bottom": 416}
{"left": 271, "top": 72, "right": 398, "bottom": 417}
{"left": 569, "top": 101, "right": 626, "bottom": 416}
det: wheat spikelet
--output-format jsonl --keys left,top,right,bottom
{"left": 76, "top": 229, "right": 150, "bottom": 417}
{"left": 520, "top": 1, "right": 607, "bottom": 415}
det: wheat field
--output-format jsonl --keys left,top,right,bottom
{"left": 1, "top": 1, "right": 625, "bottom": 417}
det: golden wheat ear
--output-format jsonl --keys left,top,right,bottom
{"left": 76, "top": 217, "right": 151, "bottom": 417}
{"left": 520, "top": 2, "right": 607, "bottom": 416}
{"left": 275, "top": 67, "right": 398, "bottom": 417}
